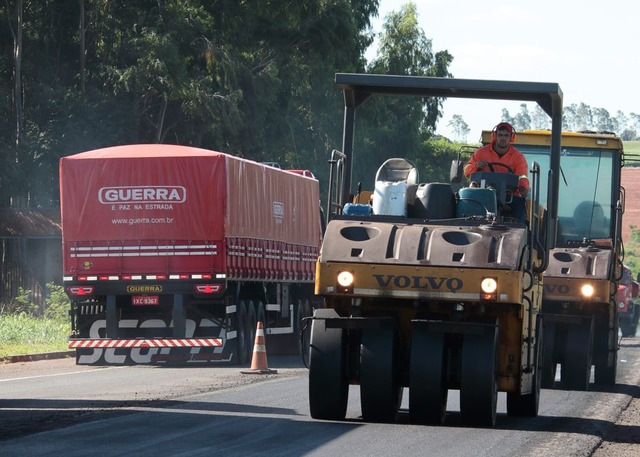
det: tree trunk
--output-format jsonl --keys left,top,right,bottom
{"left": 79, "top": 0, "right": 86, "bottom": 94}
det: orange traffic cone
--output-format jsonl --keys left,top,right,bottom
{"left": 240, "top": 321, "right": 277, "bottom": 374}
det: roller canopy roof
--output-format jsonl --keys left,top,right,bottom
{"left": 335, "top": 73, "right": 563, "bottom": 118}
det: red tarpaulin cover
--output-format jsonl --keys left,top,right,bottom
{"left": 60, "top": 145, "right": 322, "bottom": 277}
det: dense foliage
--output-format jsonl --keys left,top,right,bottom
{"left": 0, "top": 283, "right": 70, "bottom": 356}
{"left": 1, "top": 1, "right": 461, "bottom": 210}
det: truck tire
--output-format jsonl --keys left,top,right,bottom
{"left": 298, "top": 300, "right": 312, "bottom": 362}
{"left": 309, "top": 308, "right": 348, "bottom": 420}
{"left": 620, "top": 317, "right": 635, "bottom": 337}
{"left": 360, "top": 322, "right": 402, "bottom": 423}
{"left": 236, "top": 302, "right": 250, "bottom": 365}
{"left": 460, "top": 323, "right": 499, "bottom": 427}
{"left": 255, "top": 301, "right": 266, "bottom": 328}
{"left": 409, "top": 321, "right": 448, "bottom": 424}
{"left": 594, "top": 317, "right": 618, "bottom": 385}
{"left": 507, "top": 317, "right": 543, "bottom": 417}
{"left": 246, "top": 301, "right": 257, "bottom": 356}
{"left": 562, "top": 317, "right": 593, "bottom": 390}
{"left": 541, "top": 321, "right": 557, "bottom": 388}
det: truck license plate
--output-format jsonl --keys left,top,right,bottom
{"left": 132, "top": 295, "right": 159, "bottom": 306}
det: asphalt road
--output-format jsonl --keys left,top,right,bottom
{"left": 1, "top": 339, "right": 640, "bottom": 456}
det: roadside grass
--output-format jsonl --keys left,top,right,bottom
{"left": 624, "top": 140, "right": 640, "bottom": 165}
{"left": 0, "top": 313, "right": 70, "bottom": 358}
{"left": 0, "top": 283, "right": 71, "bottom": 358}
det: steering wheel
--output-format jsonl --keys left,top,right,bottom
{"left": 485, "top": 162, "right": 515, "bottom": 174}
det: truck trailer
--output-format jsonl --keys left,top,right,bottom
{"left": 480, "top": 129, "right": 625, "bottom": 389}
{"left": 308, "top": 74, "right": 563, "bottom": 427}
{"left": 61, "top": 144, "right": 322, "bottom": 365}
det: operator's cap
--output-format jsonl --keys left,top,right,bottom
{"left": 495, "top": 122, "right": 514, "bottom": 133}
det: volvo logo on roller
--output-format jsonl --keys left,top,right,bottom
{"left": 373, "top": 274, "right": 463, "bottom": 291}
{"left": 98, "top": 186, "right": 186, "bottom": 204}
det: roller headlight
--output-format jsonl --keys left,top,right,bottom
{"left": 480, "top": 277, "right": 497, "bottom": 301}
{"left": 481, "top": 277, "right": 498, "bottom": 293}
{"left": 337, "top": 271, "right": 354, "bottom": 293}
{"left": 581, "top": 283, "right": 594, "bottom": 298}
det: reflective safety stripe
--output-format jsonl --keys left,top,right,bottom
{"left": 68, "top": 338, "right": 223, "bottom": 348}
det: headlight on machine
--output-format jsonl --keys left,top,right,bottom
{"left": 581, "top": 283, "right": 594, "bottom": 298}
{"left": 480, "top": 277, "right": 497, "bottom": 301}
{"left": 336, "top": 271, "right": 354, "bottom": 293}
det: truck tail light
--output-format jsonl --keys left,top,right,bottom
{"left": 67, "top": 286, "right": 96, "bottom": 296}
{"left": 194, "top": 284, "right": 222, "bottom": 294}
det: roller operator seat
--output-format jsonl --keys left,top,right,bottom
{"left": 375, "top": 158, "right": 419, "bottom": 185}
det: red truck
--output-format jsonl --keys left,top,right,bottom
{"left": 60, "top": 144, "right": 322, "bottom": 364}
{"left": 618, "top": 265, "right": 640, "bottom": 337}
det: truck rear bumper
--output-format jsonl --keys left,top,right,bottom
{"left": 68, "top": 337, "right": 223, "bottom": 349}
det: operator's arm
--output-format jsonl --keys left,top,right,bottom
{"left": 512, "top": 149, "right": 529, "bottom": 197}
{"left": 463, "top": 158, "right": 477, "bottom": 178}
{"left": 463, "top": 148, "right": 488, "bottom": 178}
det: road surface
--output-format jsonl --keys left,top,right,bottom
{"left": 1, "top": 339, "right": 640, "bottom": 456}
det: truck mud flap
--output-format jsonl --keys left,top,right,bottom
{"left": 71, "top": 317, "right": 237, "bottom": 365}
{"left": 74, "top": 345, "right": 234, "bottom": 365}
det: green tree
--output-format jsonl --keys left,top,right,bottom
{"left": 531, "top": 105, "right": 551, "bottom": 130}
{"left": 511, "top": 103, "right": 532, "bottom": 132}
{"left": 448, "top": 114, "right": 470, "bottom": 142}
{"left": 501, "top": 108, "right": 515, "bottom": 127}
{"left": 353, "top": 2, "right": 453, "bottom": 189}
{"left": 0, "top": 0, "right": 381, "bottom": 209}
{"left": 593, "top": 107, "right": 614, "bottom": 132}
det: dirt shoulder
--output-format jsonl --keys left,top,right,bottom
{"left": 592, "top": 394, "right": 640, "bottom": 456}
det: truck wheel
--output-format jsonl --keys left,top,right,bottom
{"left": 594, "top": 346, "right": 617, "bottom": 385}
{"left": 298, "top": 300, "right": 312, "bottom": 361}
{"left": 562, "top": 317, "right": 593, "bottom": 390}
{"left": 620, "top": 319, "right": 634, "bottom": 337}
{"left": 236, "top": 302, "right": 250, "bottom": 365}
{"left": 360, "top": 323, "right": 402, "bottom": 423}
{"left": 309, "top": 308, "right": 348, "bottom": 420}
{"left": 541, "top": 321, "right": 557, "bottom": 388}
{"left": 460, "top": 323, "right": 499, "bottom": 427}
{"left": 409, "top": 321, "right": 448, "bottom": 424}
{"left": 507, "top": 318, "right": 542, "bottom": 417}
{"left": 255, "top": 301, "right": 266, "bottom": 328}
{"left": 246, "top": 301, "right": 257, "bottom": 356}
{"left": 594, "top": 317, "right": 618, "bottom": 385}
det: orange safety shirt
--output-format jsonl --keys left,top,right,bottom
{"left": 463, "top": 144, "right": 529, "bottom": 191}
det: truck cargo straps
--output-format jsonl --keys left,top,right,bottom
{"left": 68, "top": 338, "right": 223, "bottom": 349}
